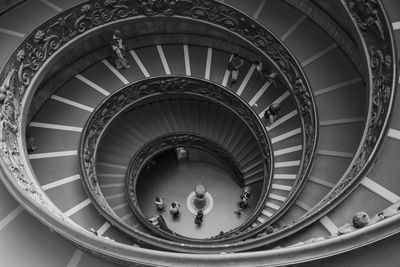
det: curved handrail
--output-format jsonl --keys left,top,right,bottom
{"left": 0, "top": 0, "right": 327, "bottom": 258}
{"left": 210, "top": 0, "right": 398, "bottom": 247}
{"left": 196, "top": 0, "right": 319, "bottom": 231}
{"left": 0, "top": 0, "right": 395, "bottom": 265}
{"left": 299, "top": 0, "right": 397, "bottom": 223}
{"left": 198, "top": 0, "right": 398, "bottom": 242}
{"left": 300, "top": 0, "right": 398, "bottom": 228}
{"left": 81, "top": 75, "right": 273, "bottom": 247}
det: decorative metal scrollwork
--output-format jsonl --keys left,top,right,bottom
{"left": 1, "top": 0, "right": 392, "bottom": 255}
{"left": 346, "top": 0, "right": 385, "bottom": 40}
{"left": 314, "top": 0, "right": 396, "bottom": 209}
{"left": 0, "top": 0, "right": 317, "bottom": 228}
{"left": 80, "top": 76, "right": 272, "bottom": 221}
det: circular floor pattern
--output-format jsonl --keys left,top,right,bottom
{"left": 186, "top": 191, "right": 214, "bottom": 215}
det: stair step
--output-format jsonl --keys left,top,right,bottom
{"left": 245, "top": 175, "right": 264, "bottom": 185}
{"left": 244, "top": 167, "right": 263, "bottom": 180}
{"left": 243, "top": 159, "right": 263, "bottom": 173}
{"left": 218, "top": 113, "right": 235, "bottom": 144}
{"left": 225, "top": 122, "right": 247, "bottom": 152}
{"left": 152, "top": 101, "right": 173, "bottom": 133}
{"left": 266, "top": 202, "right": 280, "bottom": 210}
{"left": 160, "top": 100, "right": 180, "bottom": 132}
{"left": 190, "top": 99, "right": 200, "bottom": 134}
{"left": 198, "top": 101, "right": 209, "bottom": 136}
{"left": 205, "top": 103, "right": 218, "bottom": 137}
{"left": 238, "top": 142, "right": 261, "bottom": 167}
{"left": 269, "top": 193, "right": 287, "bottom": 202}
{"left": 257, "top": 217, "right": 266, "bottom": 224}
{"left": 211, "top": 106, "right": 227, "bottom": 142}
{"left": 180, "top": 99, "right": 193, "bottom": 132}
{"left": 262, "top": 209, "right": 273, "bottom": 217}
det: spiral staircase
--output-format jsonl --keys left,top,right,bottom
{"left": 0, "top": 0, "right": 399, "bottom": 266}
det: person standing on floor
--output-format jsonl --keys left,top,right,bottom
{"left": 194, "top": 210, "right": 203, "bottom": 225}
{"left": 155, "top": 195, "right": 166, "bottom": 211}
{"left": 170, "top": 201, "right": 180, "bottom": 218}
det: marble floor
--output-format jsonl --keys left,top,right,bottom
{"left": 136, "top": 149, "right": 262, "bottom": 239}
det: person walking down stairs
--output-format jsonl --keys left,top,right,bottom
{"left": 111, "top": 29, "right": 131, "bottom": 69}
{"left": 227, "top": 53, "right": 244, "bottom": 87}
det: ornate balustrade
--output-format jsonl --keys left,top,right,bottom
{"left": 220, "top": 0, "right": 397, "bottom": 248}
{"left": 0, "top": 0, "right": 394, "bottom": 265}
{"left": 299, "top": 0, "right": 397, "bottom": 229}
{"left": 182, "top": 0, "right": 319, "bottom": 231}
{"left": 81, "top": 76, "right": 273, "bottom": 247}
{"left": 185, "top": 0, "right": 398, "bottom": 246}
{"left": 0, "top": 0, "right": 323, "bottom": 261}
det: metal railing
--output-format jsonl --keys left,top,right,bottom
{"left": 80, "top": 76, "right": 273, "bottom": 246}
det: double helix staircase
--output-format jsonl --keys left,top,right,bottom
{"left": 0, "top": 0, "right": 399, "bottom": 266}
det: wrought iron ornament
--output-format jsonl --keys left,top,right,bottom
{"left": 80, "top": 76, "right": 273, "bottom": 240}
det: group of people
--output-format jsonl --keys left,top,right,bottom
{"left": 154, "top": 196, "right": 180, "bottom": 216}
{"left": 149, "top": 186, "right": 254, "bottom": 230}
{"left": 227, "top": 54, "right": 281, "bottom": 126}
{"left": 111, "top": 33, "right": 278, "bottom": 225}
{"left": 148, "top": 196, "right": 181, "bottom": 227}
{"left": 153, "top": 196, "right": 204, "bottom": 225}
{"left": 111, "top": 30, "right": 281, "bottom": 127}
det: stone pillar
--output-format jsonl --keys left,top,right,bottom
{"left": 194, "top": 184, "right": 206, "bottom": 210}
